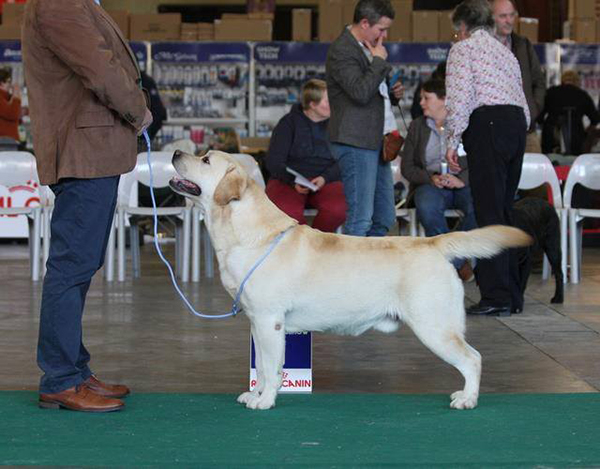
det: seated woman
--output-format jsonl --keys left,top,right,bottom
{"left": 0, "top": 67, "right": 21, "bottom": 142}
{"left": 265, "top": 79, "right": 346, "bottom": 233}
{"left": 401, "top": 78, "right": 476, "bottom": 281}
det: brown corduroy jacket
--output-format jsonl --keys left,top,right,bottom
{"left": 22, "top": 0, "right": 147, "bottom": 185}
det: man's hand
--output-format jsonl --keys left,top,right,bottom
{"left": 311, "top": 176, "right": 325, "bottom": 191}
{"left": 391, "top": 81, "right": 404, "bottom": 100}
{"left": 445, "top": 147, "right": 461, "bottom": 173}
{"left": 294, "top": 184, "right": 310, "bottom": 195}
{"left": 365, "top": 36, "right": 388, "bottom": 60}
{"left": 137, "top": 108, "right": 153, "bottom": 136}
{"left": 441, "top": 174, "right": 465, "bottom": 189}
{"left": 431, "top": 174, "right": 446, "bottom": 189}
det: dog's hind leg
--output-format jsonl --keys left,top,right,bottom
{"left": 408, "top": 317, "right": 481, "bottom": 409}
{"left": 242, "top": 314, "right": 285, "bottom": 410}
{"left": 237, "top": 322, "right": 265, "bottom": 406}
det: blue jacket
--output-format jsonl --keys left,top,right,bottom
{"left": 266, "top": 103, "right": 341, "bottom": 185}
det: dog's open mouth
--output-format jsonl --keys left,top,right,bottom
{"left": 169, "top": 177, "right": 202, "bottom": 196}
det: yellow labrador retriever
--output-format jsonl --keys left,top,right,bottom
{"left": 169, "top": 150, "right": 531, "bottom": 411}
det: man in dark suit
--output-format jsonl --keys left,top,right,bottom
{"left": 491, "top": 0, "right": 545, "bottom": 153}
{"left": 23, "top": 0, "right": 152, "bottom": 412}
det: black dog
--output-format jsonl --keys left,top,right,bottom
{"left": 512, "top": 197, "right": 564, "bottom": 307}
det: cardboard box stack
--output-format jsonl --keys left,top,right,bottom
{"left": 130, "top": 13, "right": 181, "bottom": 41}
{"left": 318, "top": 0, "right": 343, "bottom": 42}
{"left": 388, "top": 0, "right": 412, "bottom": 42}
{"left": 292, "top": 9, "right": 312, "bottom": 42}
{"left": 197, "top": 23, "right": 215, "bottom": 41}
{"left": 215, "top": 14, "right": 272, "bottom": 41}
{"left": 438, "top": 10, "right": 454, "bottom": 42}
{"left": 0, "top": 2, "right": 26, "bottom": 40}
{"left": 517, "top": 17, "right": 539, "bottom": 43}
{"left": 106, "top": 10, "right": 130, "bottom": 39}
{"left": 567, "top": 0, "right": 600, "bottom": 43}
{"left": 412, "top": 11, "right": 440, "bottom": 42}
{"left": 180, "top": 23, "right": 198, "bottom": 41}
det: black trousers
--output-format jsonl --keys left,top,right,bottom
{"left": 463, "top": 105, "right": 526, "bottom": 309}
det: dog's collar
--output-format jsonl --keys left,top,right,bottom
{"left": 231, "top": 225, "right": 296, "bottom": 316}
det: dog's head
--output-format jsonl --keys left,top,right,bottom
{"left": 169, "top": 150, "right": 248, "bottom": 207}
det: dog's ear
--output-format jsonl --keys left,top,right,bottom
{"left": 213, "top": 164, "right": 247, "bottom": 206}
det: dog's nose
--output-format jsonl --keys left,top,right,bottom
{"left": 173, "top": 150, "right": 183, "bottom": 159}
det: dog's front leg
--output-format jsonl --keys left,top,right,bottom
{"left": 237, "top": 322, "right": 265, "bottom": 405}
{"left": 243, "top": 315, "right": 285, "bottom": 410}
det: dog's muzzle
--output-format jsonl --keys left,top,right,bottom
{"left": 169, "top": 177, "right": 202, "bottom": 196}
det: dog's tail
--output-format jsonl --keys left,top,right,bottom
{"left": 430, "top": 225, "right": 532, "bottom": 261}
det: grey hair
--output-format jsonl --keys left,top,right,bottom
{"left": 452, "top": 0, "right": 495, "bottom": 31}
{"left": 353, "top": 0, "right": 395, "bottom": 25}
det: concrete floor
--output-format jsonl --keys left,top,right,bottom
{"left": 1, "top": 239, "right": 599, "bottom": 396}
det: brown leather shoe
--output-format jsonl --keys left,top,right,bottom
{"left": 39, "top": 385, "right": 124, "bottom": 412}
{"left": 84, "top": 375, "right": 130, "bottom": 398}
{"left": 458, "top": 261, "right": 475, "bottom": 282}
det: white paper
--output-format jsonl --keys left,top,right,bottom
{"left": 286, "top": 167, "right": 318, "bottom": 191}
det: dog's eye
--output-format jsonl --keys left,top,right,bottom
{"left": 202, "top": 156, "right": 210, "bottom": 165}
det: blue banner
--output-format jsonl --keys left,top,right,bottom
{"left": 560, "top": 44, "right": 600, "bottom": 66}
{"left": 152, "top": 42, "right": 250, "bottom": 63}
{"left": 129, "top": 41, "right": 148, "bottom": 71}
{"left": 387, "top": 43, "right": 450, "bottom": 64}
{"left": 254, "top": 42, "right": 329, "bottom": 63}
{"left": 0, "top": 41, "right": 21, "bottom": 63}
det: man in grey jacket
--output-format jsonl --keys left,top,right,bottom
{"left": 492, "top": 0, "right": 545, "bottom": 153}
{"left": 326, "top": 0, "right": 403, "bottom": 237}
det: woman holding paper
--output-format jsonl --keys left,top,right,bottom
{"left": 265, "top": 79, "right": 346, "bottom": 233}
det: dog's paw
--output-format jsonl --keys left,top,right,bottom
{"left": 237, "top": 391, "right": 258, "bottom": 405}
{"left": 245, "top": 390, "right": 276, "bottom": 410}
{"left": 450, "top": 390, "right": 478, "bottom": 410}
{"left": 551, "top": 295, "right": 564, "bottom": 304}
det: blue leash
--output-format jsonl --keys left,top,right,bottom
{"left": 141, "top": 130, "right": 291, "bottom": 319}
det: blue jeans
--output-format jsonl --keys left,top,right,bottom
{"left": 414, "top": 184, "right": 477, "bottom": 269}
{"left": 330, "top": 143, "right": 396, "bottom": 236}
{"left": 38, "top": 176, "right": 119, "bottom": 393}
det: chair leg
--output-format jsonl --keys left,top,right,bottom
{"left": 409, "top": 209, "right": 417, "bottom": 237}
{"left": 560, "top": 209, "right": 568, "bottom": 282}
{"left": 30, "top": 209, "right": 41, "bottom": 282}
{"left": 577, "top": 219, "right": 583, "bottom": 280}
{"left": 569, "top": 210, "right": 580, "bottom": 284}
{"left": 117, "top": 210, "right": 126, "bottom": 282}
{"left": 542, "top": 255, "right": 550, "bottom": 280}
{"left": 192, "top": 207, "right": 201, "bottom": 283}
{"left": 104, "top": 216, "right": 115, "bottom": 282}
{"left": 181, "top": 209, "right": 191, "bottom": 283}
{"left": 175, "top": 222, "right": 182, "bottom": 278}
{"left": 42, "top": 207, "right": 52, "bottom": 276}
{"left": 203, "top": 223, "right": 214, "bottom": 278}
{"left": 131, "top": 222, "right": 141, "bottom": 279}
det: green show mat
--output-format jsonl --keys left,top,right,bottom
{"left": 1, "top": 392, "right": 599, "bottom": 467}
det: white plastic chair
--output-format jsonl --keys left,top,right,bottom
{"left": 563, "top": 153, "right": 600, "bottom": 283}
{"left": 390, "top": 159, "right": 419, "bottom": 237}
{"left": 192, "top": 153, "right": 266, "bottom": 282}
{"left": 0, "top": 151, "right": 42, "bottom": 281}
{"left": 517, "top": 152, "right": 567, "bottom": 280}
{"left": 117, "top": 152, "right": 192, "bottom": 282}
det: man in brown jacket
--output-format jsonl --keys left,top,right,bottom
{"left": 22, "top": 0, "right": 152, "bottom": 412}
